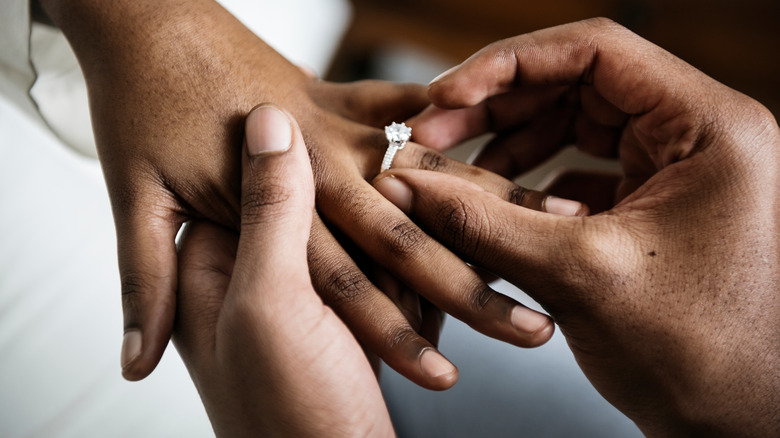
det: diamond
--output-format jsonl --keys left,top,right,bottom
{"left": 385, "top": 122, "right": 412, "bottom": 145}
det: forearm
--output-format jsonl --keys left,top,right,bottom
{"left": 37, "top": 0, "right": 305, "bottom": 104}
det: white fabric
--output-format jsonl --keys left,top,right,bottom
{"left": 0, "top": 0, "right": 42, "bottom": 122}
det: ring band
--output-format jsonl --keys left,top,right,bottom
{"left": 381, "top": 122, "right": 412, "bottom": 172}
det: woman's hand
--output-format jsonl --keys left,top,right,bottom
{"left": 173, "top": 106, "right": 394, "bottom": 437}
{"left": 40, "top": 0, "right": 576, "bottom": 386}
{"left": 378, "top": 19, "right": 780, "bottom": 436}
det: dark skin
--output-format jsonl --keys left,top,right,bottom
{"left": 174, "top": 106, "right": 395, "bottom": 437}
{"left": 37, "top": 0, "right": 578, "bottom": 387}
{"left": 378, "top": 18, "right": 779, "bottom": 436}
{"left": 172, "top": 19, "right": 779, "bottom": 437}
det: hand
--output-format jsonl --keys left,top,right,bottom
{"left": 40, "top": 0, "right": 576, "bottom": 386}
{"left": 173, "top": 106, "right": 393, "bottom": 437}
{"left": 376, "top": 19, "right": 780, "bottom": 436}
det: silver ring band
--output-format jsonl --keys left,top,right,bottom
{"left": 381, "top": 122, "right": 412, "bottom": 172}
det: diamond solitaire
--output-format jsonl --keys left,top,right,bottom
{"left": 381, "top": 122, "right": 412, "bottom": 172}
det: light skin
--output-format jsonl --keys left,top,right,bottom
{"left": 374, "top": 18, "right": 779, "bottom": 436}
{"left": 36, "top": 0, "right": 577, "bottom": 387}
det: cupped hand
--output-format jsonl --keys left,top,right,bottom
{"left": 173, "top": 106, "right": 393, "bottom": 437}
{"left": 40, "top": 0, "right": 584, "bottom": 386}
{"left": 376, "top": 19, "right": 780, "bottom": 436}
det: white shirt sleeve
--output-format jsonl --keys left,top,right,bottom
{"left": 0, "top": 0, "right": 44, "bottom": 124}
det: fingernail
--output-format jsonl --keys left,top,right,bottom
{"left": 544, "top": 196, "right": 588, "bottom": 217}
{"left": 420, "top": 348, "right": 456, "bottom": 379}
{"left": 245, "top": 105, "right": 293, "bottom": 156}
{"left": 511, "top": 305, "right": 551, "bottom": 335}
{"left": 429, "top": 64, "right": 460, "bottom": 85}
{"left": 121, "top": 329, "right": 142, "bottom": 369}
{"left": 374, "top": 176, "right": 412, "bottom": 213}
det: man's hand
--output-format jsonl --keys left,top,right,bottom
{"left": 39, "top": 0, "right": 574, "bottom": 386}
{"left": 173, "top": 106, "right": 394, "bottom": 437}
{"left": 377, "top": 19, "right": 780, "bottom": 436}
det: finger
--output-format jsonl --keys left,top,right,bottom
{"left": 616, "top": 126, "right": 658, "bottom": 202}
{"left": 313, "top": 80, "right": 430, "bottom": 129}
{"left": 579, "top": 84, "right": 627, "bottom": 128}
{"left": 394, "top": 142, "right": 588, "bottom": 216}
{"left": 354, "top": 124, "right": 587, "bottom": 216}
{"left": 470, "top": 108, "right": 575, "bottom": 179}
{"left": 308, "top": 216, "right": 458, "bottom": 390}
{"left": 318, "top": 178, "right": 555, "bottom": 349}
{"left": 115, "top": 192, "right": 181, "bottom": 381}
{"left": 374, "top": 169, "right": 589, "bottom": 307}
{"left": 409, "top": 85, "right": 568, "bottom": 151}
{"left": 369, "top": 265, "right": 423, "bottom": 332}
{"left": 572, "top": 112, "right": 622, "bottom": 159}
{"left": 540, "top": 169, "right": 622, "bottom": 215}
{"left": 173, "top": 221, "right": 237, "bottom": 364}
{"left": 233, "top": 104, "right": 314, "bottom": 299}
{"left": 406, "top": 104, "right": 487, "bottom": 151}
{"left": 426, "top": 17, "right": 706, "bottom": 123}
{"left": 418, "top": 298, "right": 445, "bottom": 348}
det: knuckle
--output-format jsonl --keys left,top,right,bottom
{"left": 383, "top": 220, "right": 427, "bottom": 260}
{"left": 582, "top": 16, "right": 620, "bottom": 30}
{"left": 120, "top": 270, "right": 173, "bottom": 324}
{"left": 507, "top": 186, "right": 530, "bottom": 206}
{"left": 509, "top": 186, "right": 546, "bottom": 211}
{"left": 320, "top": 266, "right": 373, "bottom": 308}
{"left": 466, "top": 282, "right": 496, "bottom": 313}
{"left": 384, "top": 326, "right": 422, "bottom": 351}
{"left": 417, "top": 150, "right": 449, "bottom": 172}
{"left": 574, "top": 17, "right": 630, "bottom": 60}
{"left": 121, "top": 271, "right": 154, "bottom": 299}
{"left": 739, "top": 97, "right": 777, "bottom": 135}
{"left": 240, "top": 180, "right": 292, "bottom": 226}
{"left": 578, "top": 17, "right": 627, "bottom": 39}
{"left": 434, "top": 198, "right": 490, "bottom": 262}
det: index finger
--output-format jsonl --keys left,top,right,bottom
{"left": 427, "top": 18, "right": 707, "bottom": 117}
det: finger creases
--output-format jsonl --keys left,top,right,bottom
{"left": 115, "top": 205, "right": 180, "bottom": 381}
{"left": 374, "top": 169, "right": 574, "bottom": 298}
{"left": 308, "top": 217, "right": 457, "bottom": 390}
{"left": 319, "top": 179, "right": 553, "bottom": 349}
{"left": 392, "top": 143, "right": 586, "bottom": 216}
{"left": 236, "top": 105, "right": 314, "bottom": 282}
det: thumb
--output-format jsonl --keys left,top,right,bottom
{"left": 232, "top": 105, "right": 315, "bottom": 299}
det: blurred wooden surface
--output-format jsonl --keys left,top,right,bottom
{"left": 330, "top": 0, "right": 779, "bottom": 114}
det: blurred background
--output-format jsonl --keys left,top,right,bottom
{"left": 332, "top": 0, "right": 779, "bottom": 115}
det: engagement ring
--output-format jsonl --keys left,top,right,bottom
{"left": 381, "top": 122, "right": 412, "bottom": 172}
